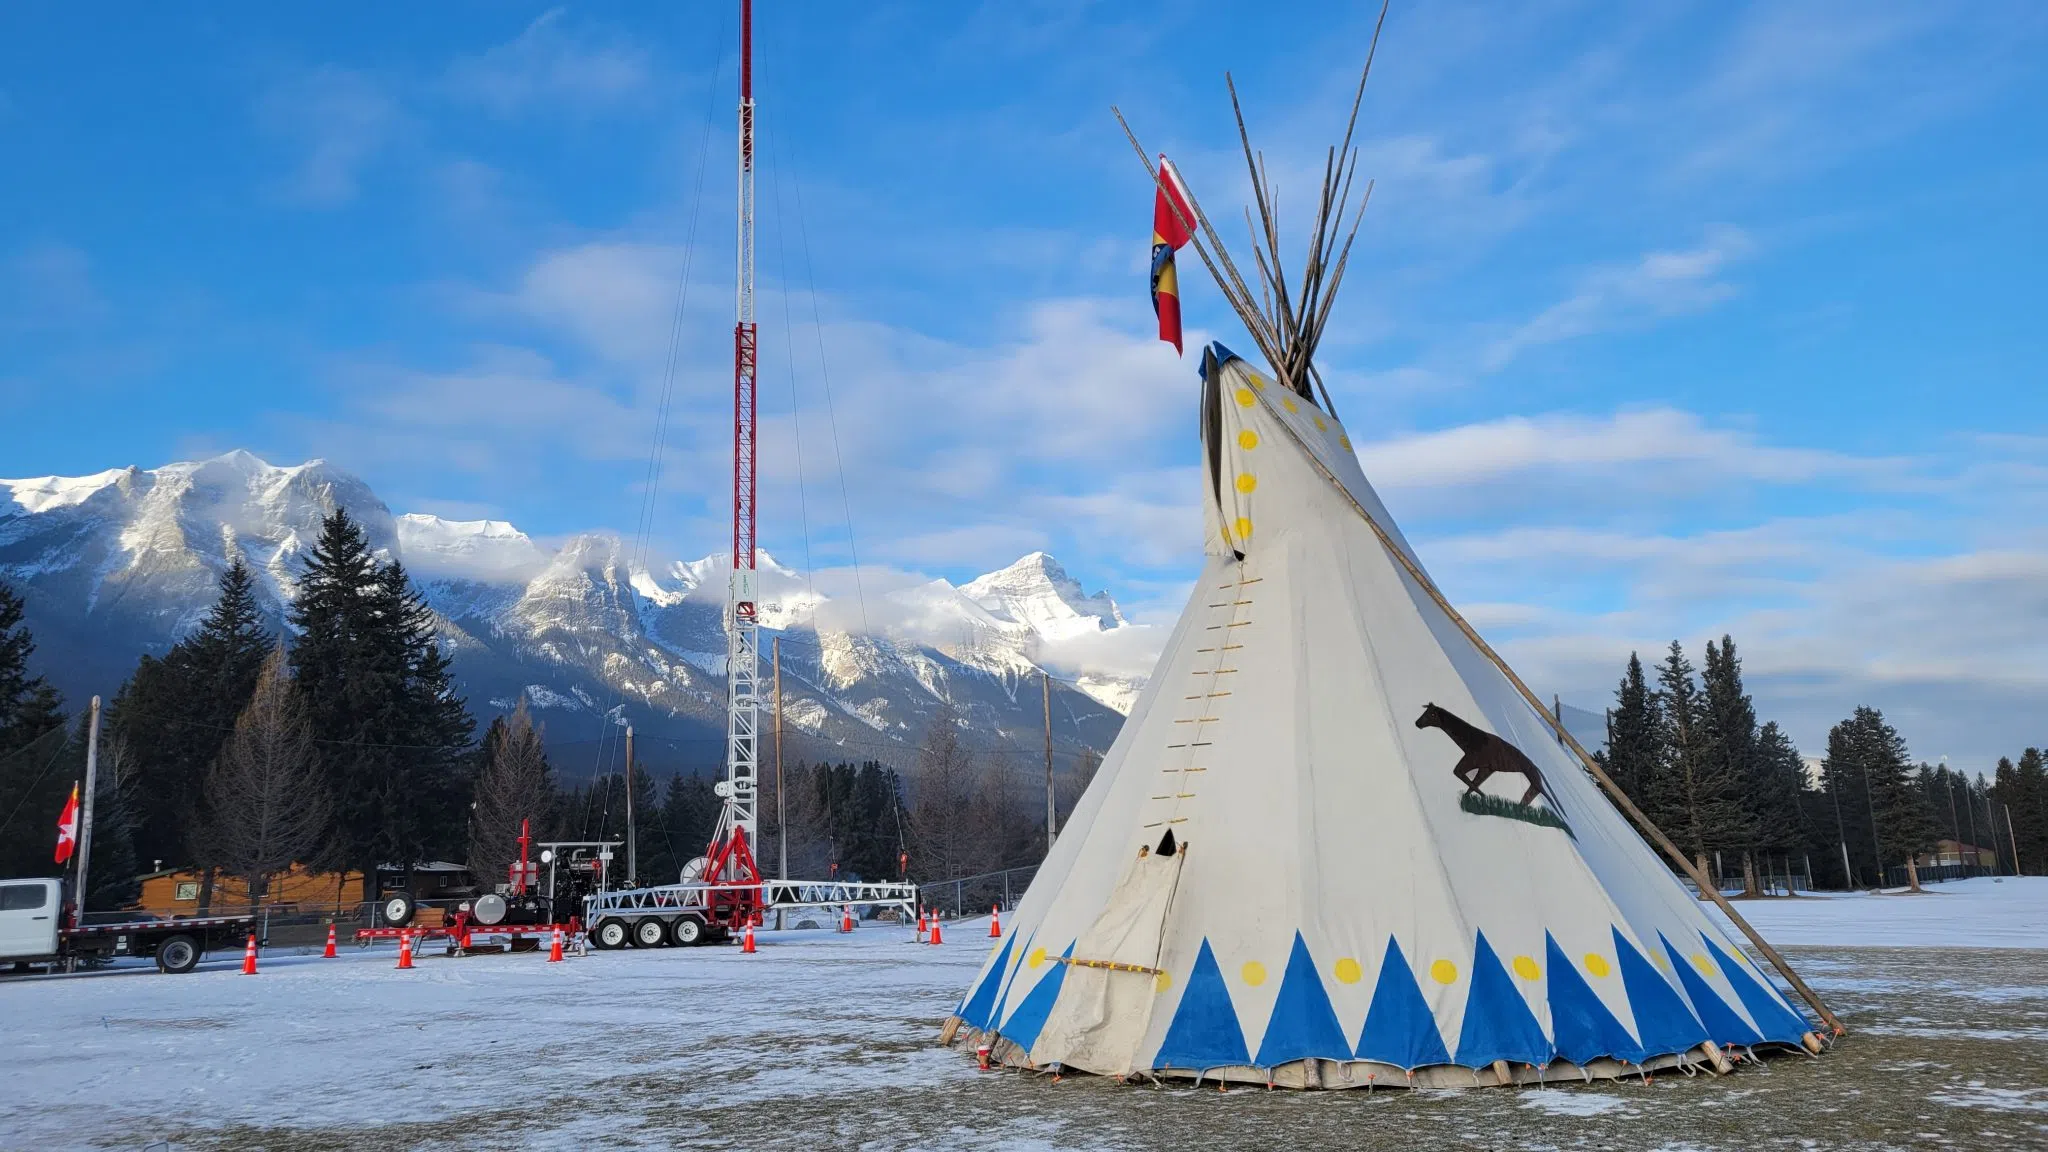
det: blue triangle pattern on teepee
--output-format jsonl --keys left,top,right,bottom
{"left": 1354, "top": 937, "right": 1452, "bottom": 1068}
{"left": 1700, "top": 932, "right": 1812, "bottom": 1043}
{"left": 988, "top": 930, "right": 1035, "bottom": 1027}
{"left": 1454, "top": 931, "right": 1553, "bottom": 1068}
{"left": 1543, "top": 932, "right": 1645, "bottom": 1066}
{"left": 1660, "top": 934, "right": 1762, "bottom": 1048}
{"left": 959, "top": 933, "right": 1017, "bottom": 1031}
{"left": 1611, "top": 927, "right": 1707, "bottom": 1058}
{"left": 1154, "top": 939, "right": 1251, "bottom": 1070}
{"left": 1254, "top": 932, "right": 1352, "bottom": 1067}
{"left": 998, "top": 942, "right": 1073, "bottom": 1052}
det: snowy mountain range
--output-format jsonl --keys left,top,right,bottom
{"left": 0, "top": 452, "right": 1148, "bottom": 775}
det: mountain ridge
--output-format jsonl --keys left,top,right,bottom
{"left": 1, "top": 452, "right": 1149, "bottom": 774}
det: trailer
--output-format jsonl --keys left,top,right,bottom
{"left": 1, "top": 878, "right": 257, "bottom": 975}
{"left": 582, "top": 878, "right": 918, "bottom": 949}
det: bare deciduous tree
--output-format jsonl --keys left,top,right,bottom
{"left": 193, "top": 647, "right": 329, "bottom": 912}
{"left": 468, "top": 698, "right": 551, "bottom": 887}
{"left": 909, "top": 703, "right": 984, "bottom": 882}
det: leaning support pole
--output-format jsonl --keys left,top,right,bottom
{"left": 1254, "top": 389, "right": 1845, "bottom": 1038}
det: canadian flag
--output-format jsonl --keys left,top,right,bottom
{"left": 54, "top": 783, "right": 80, "bottom": 864}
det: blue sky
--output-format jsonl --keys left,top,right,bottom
{"left": 3, "top": 1, "right": 2046, "bottom": 768}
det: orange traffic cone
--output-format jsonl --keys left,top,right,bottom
{"left": 977, "top": 1041, "right": 993, "bottom": 1070}
{"left": 323, "top": 923, "right": 338, "bottom": 958}
{"left": 990, "top": 905, "right": 1002, "bottom": 938}
{"left": 742, "top": 918, "right": 757, "bottom": 954}
{"left": 396, "top": 930, "right": 415, "bottom": 970}
{"left": 841, "top": 905, "right": 855, "bottom": 933}
{"left": 929, "top": 913, "right": 944, "bottom": 945}
{"left": 916, "top": 909, "right": 929, "bottom": 942}
{"left": 548, "top": 926, "right": 565, "bottom": 963}
{"left": 240, "top": 933, "right": 258, "bottom": 975}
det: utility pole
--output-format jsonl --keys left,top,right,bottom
{"left": 624, "top": 725, "right": 636, "bottom": 888}
{"left": 1829, "top": 773, "right": 1855, "bottom": 888}
{"left": 1042, "top": 672, "right": 1056, "bottom": 855}
{"left": 1963, "top": 772, "right": 1981, "bottom": 873}
{"left": 775, "top": 636, "right": 785, "bottom": 883}
{"left": 1862, "top": 757, "right": 1885, "bottom": 887}
{"left": 71, "top": 696, "right": 101, "bottom": 939}
{"left": 2007, "top": 803, "right": 2023, "bottom": 876}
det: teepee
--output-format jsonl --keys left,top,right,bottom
{"left": 942, "top": 24, "right": 1838, "bottom": 1090}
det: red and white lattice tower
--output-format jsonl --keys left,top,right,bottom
{"left": 704, "top": 0, "right": 764, "bottom": 909}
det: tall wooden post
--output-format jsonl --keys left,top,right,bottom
{"left": 71, "top": 696, "right": 102, "bottom": 941}
{"left": 775, "top": 637, "right": 785, "bottom": 882}
{"left": 2007, "top": 803, "right": 2022, "bottom": 876}
{"left": 1042, "top": 672, "right": 1056, "bottom": 855}
{"left": 624, "top": 725, "right": 636, "bottom": 887}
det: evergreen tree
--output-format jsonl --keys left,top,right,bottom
{"left": 1992, "top": 749, "right": 2047, "bottom": 876}
{"left": 1823, "top": 707, "right": 1937, "bottom": 888}
{"left": 0, "top": 582, "right": 71, "bottom": 880}
{"left": 1699, "top": 637, "right": 1766, "bottom": 892}
{"left": 83, "top": 724, "right": 142, "bottom": 911}
{"left": 1652, "top": 642, "right": 1749, "bottom": 881}
{"left": 657, "top": 772, "right": 721, "bottom": 872}
{"left": 292, "top": 510, "right": 475, "bottom": 894}
{"left": 113, "top": 561, "right": 273, "bottom": 870}
{"left": 1600, "top": 652, "right": 1663, "bottom": 816}
{"left": 1751, "top": 721, "right": 1812, "bottom": 866}
{"left": 0, "top": 579, "right": 64, "bottom": 756}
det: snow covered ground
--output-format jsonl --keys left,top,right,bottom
{"left": 2, "top": 880, "right": 2044, "bottom": 1150}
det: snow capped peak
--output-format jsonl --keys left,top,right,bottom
{"left": 962, "top": 551, "right": 1126, "bottom": 641}
{"left": 396, "top": 513, "right": 546, "bottom": 581}
{"left": 3, "top": 466, "right": 135, "bottom": 514}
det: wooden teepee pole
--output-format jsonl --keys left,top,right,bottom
{"left": 1254, "top": 388, "right": 1843, "bottom": 1040}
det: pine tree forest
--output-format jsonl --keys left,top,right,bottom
{"left": 8, "top": 555, "right": 2042, "bottom": 918}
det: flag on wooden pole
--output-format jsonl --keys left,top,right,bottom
{"left": 54, "top": 783, "right": 80, "bottom": 864}
{"left": 1149, "top": 156, "right": 1196, "bottom": 353}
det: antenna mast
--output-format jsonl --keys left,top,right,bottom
{"left": 706, "top": 0, "right": 763, "bottom": 894}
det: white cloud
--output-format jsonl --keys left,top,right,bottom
{"left": 444, "top": 9, "right": 650, "bottom": 115}
{"left": 1483, "top": 225, "right": 1753, "bottom": 369}
{"left": 1357, "top": 406, "right": 1897, "bottom": 493}
{"left": 257, "top": 67, "right": 403, "bottom": 208}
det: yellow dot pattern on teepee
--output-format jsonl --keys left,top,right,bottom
{"left": 1235, "top": 473, "right": 1257, "bottom": 494}
{"left": 1313, "top": 415, "right": 1326, "bottom": 432}
{"left": 1691, "top": 954, "right": 1716, "bottom": 977}
{"left": 1282, "top": 395, "right": 1298, "bottom": 413}
{"left": 1247, "top": 373, "right": 1266, "bottom": 390}
{"left": 1155, "top": 970, "right": 1173, "bottom": 993}
{"left": 1333, "top": 957, "right": 1362, "bottom": 984}
{"left": 1340, "top": 434, "right": 1353, "bottom": 451}
{"left": 1512, "top": 955, "right": 1541, "bottom": 981}
{"left": 1584, "top": 953, "right": 1612, "bottom": 978}
{"left": 1235, "top": 387, "right": 1255, "bottom": 407}
{"left": 1238, "top": 429, "right": 1259, "bottom": 450}
{"left": 1027, "top": 947, "right": 1046, "bottom": 969}
{"left": 1233, "top": 517, "right": 1253, "bottom": 539}
{"left": 1241, "top": 961, "right": 1268, "bottom": 987}
{"left": 1431, "top": 959, "right": 1458, "bottom": 985}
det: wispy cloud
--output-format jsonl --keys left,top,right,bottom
{"left": 443, "top": 8, "right": 650, "bottom": 116}
{"left": 1483, "top": 225, "right": 1753, "bottom": 369}
{"left": 257, "top": 66, "right": 403, "bottom": 208}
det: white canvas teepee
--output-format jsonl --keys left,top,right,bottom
{"left": 943, "top": 343, "right": 1822, "bottom": 1087}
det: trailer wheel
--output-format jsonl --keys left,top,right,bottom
{"left": 382, "top": 893, "right": 416, "bottom": 927}
{"left": 671, "top": 917, "right": 705, "bottom": 947}
{"left": 156, "top": 934, "right": 200, "bottom": 974}
{"left": 633, "top": 918, "right": 669, "bottom": 948}
{"left": 591, "top": 918, "right": 630, "bottom": 950}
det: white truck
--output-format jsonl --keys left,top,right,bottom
{"left": 0, "top": 878, "right": 258, "bottom": 975}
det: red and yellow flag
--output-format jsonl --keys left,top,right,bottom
{"left": 54, "top": 783, "right": 79, "bottom": 864}
{"left": 1149, "top": 156, "right": 1196, "bottom": 354}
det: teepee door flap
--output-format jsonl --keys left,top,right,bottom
{"left": 1029, "top": 839, "right": 1188, "bottom": 1075}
